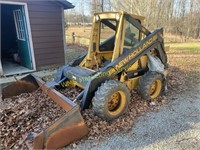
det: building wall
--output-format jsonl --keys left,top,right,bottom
{"left": 27, "top": 1, "right": 65, "bottom": 67}
{"left": 2, "top": 0, "right": 65, "bottom": 68}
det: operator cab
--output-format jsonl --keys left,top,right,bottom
{"left": 80, "top": 12, "right": 145, "bottom": 71}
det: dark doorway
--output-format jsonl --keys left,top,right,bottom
{"left": 0, "top": 4, "right": 33, "bottom": 76}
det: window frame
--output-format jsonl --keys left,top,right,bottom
{"left": 13, "top": 9, "right": 26, "bottom": 41}
{"left": 124, "top": 19, "right": 141, "bottom": 48}
{"left": 98, "top": 19, "right": 118, "bottom": 52}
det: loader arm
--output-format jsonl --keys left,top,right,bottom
{"left": 125, "top": 14, "right": 167, "bottom": 64}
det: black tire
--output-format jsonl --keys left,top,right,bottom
{"left": 92, "top": 80, "right": 130, "bottom": 121}
{"left": 137, "top": 71, "right": 164, "bottom": 100}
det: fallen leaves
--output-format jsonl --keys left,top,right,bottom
{"left": 0, "top": 85, "right": 169, "bottom": 150}
{"left": 0, "top": 52, "right": 196, "bottom": 149}
{"left": 0, "top": 91, "right": 65, "bottom": 149}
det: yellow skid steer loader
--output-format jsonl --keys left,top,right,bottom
{"left": 2, "top": 11, "right": 168, "bottom": 149}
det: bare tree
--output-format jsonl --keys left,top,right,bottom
{"left": 111, "top": 0, "right": 200, "bottom": 40}
{"left": 65, "top": 0, "right": 200, "bottom": 40}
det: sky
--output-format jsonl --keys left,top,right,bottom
{"left": 67, "top": 0, "right": 79, "bottom": 6}
{"left": 66, "top": 0, "right": 91, "bottom": 15}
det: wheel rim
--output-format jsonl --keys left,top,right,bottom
{"left": 149, "top": 79, "right": 162, "bottom": 99}
{"left": 107, "top": 91, "right": 126, "bottom": 116}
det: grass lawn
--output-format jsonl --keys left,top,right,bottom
{"left": 66, "top": 27, "right": 200, "bottom": 54}
{"left": 166, "top": 42, "right": 200, "bottom": 54}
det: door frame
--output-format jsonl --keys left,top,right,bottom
{"left": 0, "top": 1, "right": 36, "bottom": 72}
{"left": 0, "top": 4, "right": 2, "bottom": 75}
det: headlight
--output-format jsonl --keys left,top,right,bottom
{"left": 115, "top": 13, "right": 120, "bottom": 20}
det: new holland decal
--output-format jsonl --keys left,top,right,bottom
{"left": 115, "top": 34, "right": 158, "bottom": 70}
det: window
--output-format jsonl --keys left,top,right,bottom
{"left": 124, "top": 20, "right": 140, "bottom": 47}
{"left": 99, "top": 20, "right": 117, "bottom": 51}
{"left": 13, "top": 9, "right": 25, "bottom": 41}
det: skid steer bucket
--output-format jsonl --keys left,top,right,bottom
{"left": 2, "top": 75, "right": 39, "bottom": 99}
{"left": 1, "top": 75, "right": 89, "bottom": 149}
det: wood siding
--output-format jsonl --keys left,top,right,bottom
{"left": 2, "top": 0, "right": 65, "bottom": 67}
{"left": 28, "top": 1, "right": 65, "bottom": 67}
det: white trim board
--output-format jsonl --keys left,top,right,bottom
{"left": 0, "top": 1, "right": 36, "bottom": 75}
{"left": 0, "top": 4, "right": 2, "bottom": 75}
{"left": 61, "top": 7, "right": 67, "bottom": 64}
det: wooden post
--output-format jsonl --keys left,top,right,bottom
{"left": 72, "top": 32, "right": 75, "bottom": 45}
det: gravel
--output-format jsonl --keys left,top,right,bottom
{"left": 75, "top": 89, "right": 200, "bottom": 150}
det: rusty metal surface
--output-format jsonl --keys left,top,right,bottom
{"left": 2, "top": 75, "right": 39, "bottom": 99}
{"left": 33, "top": 106, "right": 89, "bottom": 149}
